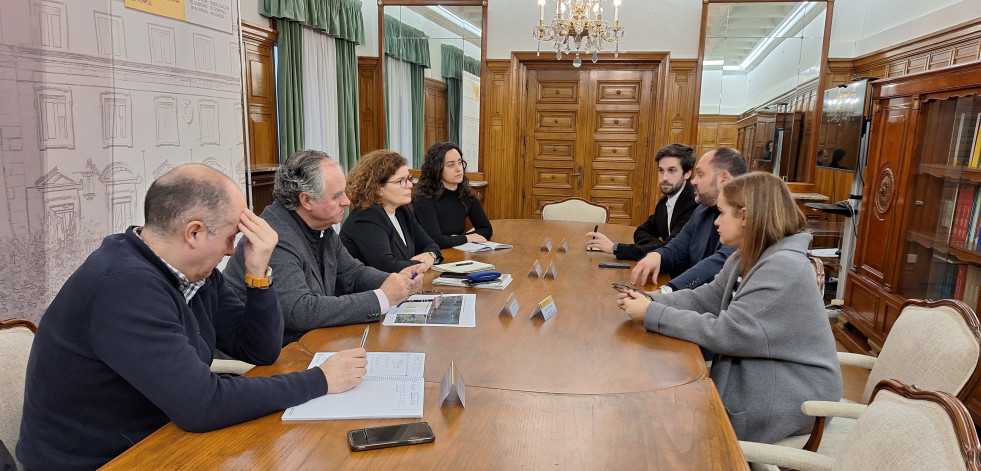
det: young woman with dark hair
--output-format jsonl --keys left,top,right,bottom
{"left": 413, "top": 142, "right": 493, "bottom": 249}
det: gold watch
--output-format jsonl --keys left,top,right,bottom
{"left": 245, "top": 267, "right": 273, "bottom": 289}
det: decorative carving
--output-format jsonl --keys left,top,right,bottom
{"left": 874, "top": 167, "right": 895, "bottom": 215}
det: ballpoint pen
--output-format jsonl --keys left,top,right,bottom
{"left": 454, "top": 261, "right": 474, "bottom": 266}
{"left": 360, "top": 326, "right": 369, "bottom": 349}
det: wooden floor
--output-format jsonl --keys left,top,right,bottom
{"left": 837, "top": 341, "right": 870, "bottom": 403}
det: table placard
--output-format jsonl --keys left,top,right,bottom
{"left": 540, "top": 237, "right": 553, "bottom": 252}
{"left": 528, "top": 259, "right": 543, "bottom": 278}
{"left": 557, "top": 238, "right": 570, "bottom": 253}
{"left": 500, "top": 292, "right": 520, "bottom": 317}
{"left": 439, "top": 361, "right": 467, "bottom": 408}
{"left": 544, "top": 261, "right": 558, "bottom": 279}
{"left": 530, "top": 295, "right": 558, "bottom": 321}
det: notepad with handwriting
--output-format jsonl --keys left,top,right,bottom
{"left": 282, "top": 352, "right": 425, "bottom": 420}
{"left": 452, "top": 241, "right": 513, "bottom": 253}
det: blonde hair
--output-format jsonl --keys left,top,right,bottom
{"left": 346, "top": 150, "right": 408, "bottom": 210}
{"left": 721, "top": 172, "right": 806, "bottom": 275}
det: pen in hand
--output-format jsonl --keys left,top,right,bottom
{"left": 593, "top": 224, "right": 598, "bottom": 237}
{"left": 360, "top": 326, "right": 369, "bottom": 349}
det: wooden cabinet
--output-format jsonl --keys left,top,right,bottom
{"left": 838, "top": 61, "right": 981, "bottom": 422}
{"left": 241, "top": 21, "right": 279, "bottom": 169}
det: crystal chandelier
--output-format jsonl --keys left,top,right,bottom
{"left": 532, "top": 0, "right": 624, "bottom": 67}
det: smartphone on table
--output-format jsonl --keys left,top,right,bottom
{"left": 611, "top": 283, "right": 654, "bottom": 300}
{"left": 348, "top": 422, "right": 435, "bottom": 451}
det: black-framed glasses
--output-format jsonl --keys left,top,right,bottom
{"left": 384, "top": 177, "right": 412, "bottom": 188}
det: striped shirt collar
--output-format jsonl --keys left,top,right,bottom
{"left": 134, "top": 227, "right": 206, "bottom": 304}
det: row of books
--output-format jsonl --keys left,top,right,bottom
{"left": 932, "top": 262, "right": 981, "bottom": 309}
{"left": 948, "top": 111, "right": 981, "bottom": 168}
{"left": 951, "top": 183, "right": 981, "bottom": 249}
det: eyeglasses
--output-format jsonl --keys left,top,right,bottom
{"left": 384, "top": 177, "right": 413, "bottom": 188}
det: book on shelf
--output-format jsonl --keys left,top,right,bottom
{"left": 939, "top": 182, "right": 959, "bottom": 241}
{"left": 954, "top": 264, "right": 968, "bottom": 301}
{"left": 969, "top": 189, "right": 981, "bottom": 248}
{"left": 452, "top": 241, "right": 513, "bottom": 253}
{"left": 970, "top": 112, "right": 981, "bottom": 168}
{"left": 964, "top": 266, "right": 981, "bottom": 308}
{"left": 950, "top": 113, "right": 968, "bottom": 165}
{"left": 952, "top": 184, "right": 977, "bottom": 245}
{"left": 282, "top": 352, "right": 425, "bottom": 420}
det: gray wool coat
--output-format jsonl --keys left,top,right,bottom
{"left": 224, "top": 201, "right": 391, "bottom": 344}
{"left": 644, "top": 232, "right": 843, "bottom": 444}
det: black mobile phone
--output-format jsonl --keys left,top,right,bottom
{"left": 611, "top": 282, "right": 635, "bottom": 293}
{"left": 599, "top": 262, "right": 630, "bottom": 269}
{"left": 348, "top": 422, "right": 435, "bottom": 452}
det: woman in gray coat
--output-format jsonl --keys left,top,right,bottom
{"left": 618, "top": 172, "right": 842, "bottom": 444}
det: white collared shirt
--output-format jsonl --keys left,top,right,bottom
{"left": 664, "top": 181, "right": 686, "bottom": 233}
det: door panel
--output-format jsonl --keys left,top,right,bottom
{"left": 524, "top": 67, "right": 654, "bottom": 224}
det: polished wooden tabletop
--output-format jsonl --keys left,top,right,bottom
{"left": 102, "top": 219, "right": 748, "bottom": 470}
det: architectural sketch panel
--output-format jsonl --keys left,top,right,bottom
{"left": 193, "top": 33, "right": 215, "bottom": 72}
{"left": 94, "top": 11, "right": 125, "bottom": 58}
{"left": 100, "top": 92, "right": 133, "bottom": 147}
{"left": 199, "top": 100, "right": 220, "bottom": 145}
{"left": 154, "top": 96, "right": 180, "bottom": 146}
{"left": 35, "top": 86, "right": 75, "bottom": 150}
{"left": 32, "top": 0, "right": 68, "bottom": 49}
{"left": 148, "top": 24, "right": 175, "bottom": 65}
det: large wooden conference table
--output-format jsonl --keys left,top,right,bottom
{"left": 103, "top": 219, "right": 747, "bottom": 470}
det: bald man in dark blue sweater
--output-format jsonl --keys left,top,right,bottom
{"left": 17, "top": 165, "right": 367, "bottom": 470}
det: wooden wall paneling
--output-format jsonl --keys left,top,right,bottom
{"left": 695, "top": 114, "right": 738, "bottom": 160}
{"left": 665, "top": 60, "right": 699, "bottom": 147}
{"left": 358, "top": 57, "right": 384, "bottom": 154}
{"left": 423, "top": 78, "right": 448, "bottom": 151}
{"left": 481, "top": 59, "right": 515, "bottom": 220}
{"left": 241, "top": 21, "right": 279, "bottom": 171}
{"left": 846, "top": 18, "right": 981, "bottom": 82}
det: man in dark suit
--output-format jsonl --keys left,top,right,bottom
{"left": 587, "top": 143, "right": 698, "bottom": 262}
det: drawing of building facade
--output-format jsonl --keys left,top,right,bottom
{"left": 0, "top": 0, "right": 247, "bottom": 321}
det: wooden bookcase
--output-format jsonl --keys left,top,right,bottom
{"left": 838, "top": 60, "right": 981, "bottom": 422}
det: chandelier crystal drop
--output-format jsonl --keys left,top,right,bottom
{"left": 533, "top": 0, "right": 624, "bottom": 64}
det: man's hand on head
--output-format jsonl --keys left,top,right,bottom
{"left": 239, "top": 208, "right": 278, "bottom": 278}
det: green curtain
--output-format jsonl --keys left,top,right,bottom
{"left": 383, "top": 15, "right": 431, "bottom": 68}
{"left": 440, "top": 45, "right": 480, "bottom": 145}
{"left": 335, "top": 39, "right": 360, "bottom": 172}
{"left": 411, "top": 64, "right": 425, "bottom": 168}
{"left": 276, "top": 19, "right": 304, "bottom": 162}
{"left": 260, "top": 0, "right": 364, "bottom": 44}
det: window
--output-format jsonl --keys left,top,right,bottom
{"left": 35, "top": 86, "right": 74, "bottom": 149}
{"left": 33, "top": 1, "right": 67, "bottom": 49}
{"left": 198, "top": 100, "right": 219, "bottom": 145}
{"left": 94, "top": 11, "right": 125, "bottom": 57}
{"left": 193, "top": 34, "right": 214, "bottom": 72}
{"left": 154, "top": 96, "right": 179, "bottom": 146}
{"left": 101, "top": 92, "right": 132, "bottom": 147}
{"left": 148, "top": 24, "right": 175, "bottom": 65}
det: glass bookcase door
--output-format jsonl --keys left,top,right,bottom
{"left": 900, "top": 93, "right": 981, "bottom": 310}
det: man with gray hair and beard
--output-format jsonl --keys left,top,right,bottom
{"left": 224, "top": 150, "right": 423, "bottom": 344}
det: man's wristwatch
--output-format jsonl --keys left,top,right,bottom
{"left": 659, "top": 285, "right": 674, "bottom": 294}
{"left": 245, "top": 266, "right": 273, "bottom": 289}
{"left": 428, "top": 251, "right": 443, "bottom": 264}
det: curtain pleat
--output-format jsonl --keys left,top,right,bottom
{"left": 386, "top": 56, "right": 414, "bottom": 163}
{"left": 301, "top": 26, "right": 339, "bottom": 160}
{"left": 410, "top": 63, "right": 425, "bottom": 168}
{"left": 260, "top": 0, "right": 365, "bottom": 44}
{"left": 383, "top": 15, "right": 431, "bottom": 68}
{"left": 335, "top": 39, "right": 361, "bottom": 172}
{"left": 276, "top": 19, "right": 304, "bottom": 161}
{"left": 446, "top": 78, "right": 461, "bottom": 145}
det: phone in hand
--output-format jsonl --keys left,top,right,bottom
{"left": 348, "top": 422, "right": 435, "bottom": 451}
{"left": 611, "top": 283, "right": 636, "bottom": 293}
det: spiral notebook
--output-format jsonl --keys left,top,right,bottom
{"left": 282, "top": 352, "right": 425, "bottom": 420}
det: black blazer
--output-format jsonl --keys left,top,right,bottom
{"left": 615, "top": 182, "right": 698, "bottom": 261}
{"left": 339, "top": 204, "right": 442, "bottom": 273}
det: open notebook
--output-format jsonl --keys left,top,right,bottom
{"left": 452, "top": 241, "right": 513, "bottom": 253}
{"left": 282, "top": 352, "right": 425, "bottom": 420}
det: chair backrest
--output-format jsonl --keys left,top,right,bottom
{"left": 0, "top": 318, "right": 37, "bottom": 470}
{"left": 864, "top": 299, "right": 981, "bottom": 404}
{"left": 540, "top": 197, "right": 609, "bottom": 223}
{"left": 834, "top": 379, "right": 981, "bottom": 471}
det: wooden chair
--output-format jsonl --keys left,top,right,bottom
{"left": 540, "top": 197, "right": 609, "bottom": 223}
{"left": 754, "top": 298, "right": 981, "bottom": 459}
{"left": 742, "top": 379, "right": 981, "bottom": 471}
{"left": 1, "top": 318, "right": 37, "bottom": 470}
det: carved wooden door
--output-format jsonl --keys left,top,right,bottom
{"left": 523, "top": 67, "right": 653, "bottom": 225}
